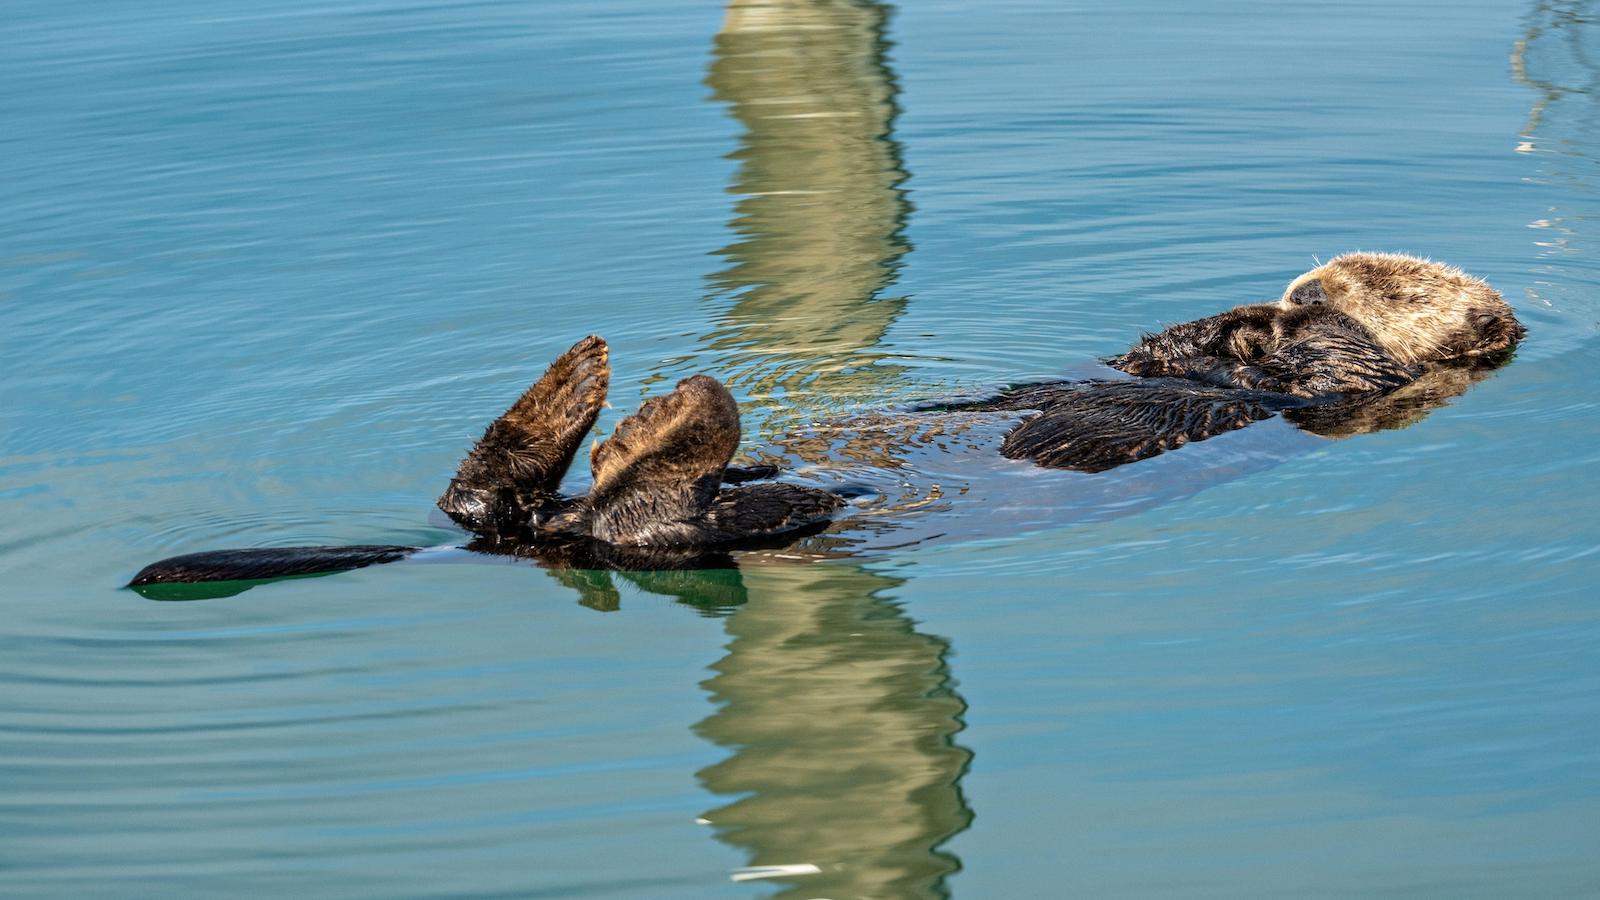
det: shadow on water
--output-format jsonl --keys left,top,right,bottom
{"left": 526, "top": 559, "right": 974, "bottom": 898}
{"left": 477, "top": 552, "right": 972, "bottom": 899}
{"left": 130, "top": 571, "right": 340, "bottom": 601}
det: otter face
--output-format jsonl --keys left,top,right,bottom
{"left": 1286, "top": 279, "right": 1328, "bottom": 307}
{"left": 1279, "top": 253, "right": 1523, "bottom": 364}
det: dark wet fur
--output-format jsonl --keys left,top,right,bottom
{"left": 132, "top": 337, "right": 843, "bottom": 589}
{"left": 437, "top": 335, "right": 611, "bottom": 532}
{"left": 129, "top": 545, "right": 416, "bottom": 586}
{"left": 546, "top": 376, "right": 844, "bottom": 546}
{"left": 132, "top": 277, "right": 1522, "bottom": 590}
{"left": 957, "top": 300, "right": 1518, "bottom": 473}
{"left": 462, "top": 511, "right": 836, "bottom": 571}
{"left": 1107, "top": 304, "right": 1421, "bottom": 398}
{"left": 440, "top": 340, "right": 842, "bottom": 547}
{"left": 954, "top": 379, "right": 1288, "bottom": 472}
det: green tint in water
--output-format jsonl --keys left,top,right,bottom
{"left": 695, "top": 564, "right": 970, "bottom": 900}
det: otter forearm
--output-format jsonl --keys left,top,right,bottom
{"left": 1112, "top": 353, "right": 1287, "bottom": 393}
{"left": 1108, "top": 304, "right": 1281, "bottom": 370}
{"left": 1263, "top": 329, "right": 1422, "bottom": 398}
{"left": 1109, "top": 316, "right": 1232, "bottom": 367}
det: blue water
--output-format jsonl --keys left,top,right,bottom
{"left": 4, "top": 0, "right": 1599, "bottom": 896}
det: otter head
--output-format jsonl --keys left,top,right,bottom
{"left": 1280, "top": 253, "right": 1523, "bottom": 365}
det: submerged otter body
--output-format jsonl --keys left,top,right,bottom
{"left": 129, "top": 253, "right": 1521, "bottom": 590}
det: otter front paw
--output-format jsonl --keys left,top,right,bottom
{"left": 1106, "top": 352, "right": 1171, "bottom": 378}
{"left": 1224, "top": 365, "right": 1287, "bottom": 394}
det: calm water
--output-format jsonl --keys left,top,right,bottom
{"left": 5, "top": 0, "right": 1599, "bottom": 896}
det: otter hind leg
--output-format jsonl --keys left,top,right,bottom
{"left": 555, "top": 374, "right": 842, "bottom": 547}
{"left": 557, "top": 374, "right": 743, "bottom": 545}
{"left": 439, "top": 335, "right": 610, "bottom": 531}
{"left": 721, "top": 463, "right": 780, "bottom": 484}
{"left": 694, "top": 483, "right": 845, "bottom": 545}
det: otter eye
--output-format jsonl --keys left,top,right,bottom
{"left": 1289, "top": 279, "right": 1327, "bottom": 306}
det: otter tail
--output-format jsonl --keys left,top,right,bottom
{"left": 128, "top": 544, "right": 419, "bottom": 594}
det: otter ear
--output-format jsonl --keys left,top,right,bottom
{"left": 1289, "top": 279, "right": 1327, "bottom": 306}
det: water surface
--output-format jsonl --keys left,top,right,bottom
{"left": 4, "top": 0, "right": 1599, "bottom": 897}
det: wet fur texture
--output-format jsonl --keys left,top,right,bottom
{"left": 440, "top": 340, "right": 844, "bottom": 548}
{"left": 437, "top": 335, "right": 611, "bottom": 532}
{"left": 1280, "top": 253, "right": 1524, "bottom": 365}
{"left": 961, "top": 379, "right": 1286, "bottom": 473}
{"left": 979, "top": 253, "right": 1523, "bottom": 472}
{"left": 129, "top": 253, "right": 1522, "bottom": 586}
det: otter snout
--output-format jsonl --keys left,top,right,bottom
{"left": 1286, "top": 278, "right": 1327, "bottom": 307}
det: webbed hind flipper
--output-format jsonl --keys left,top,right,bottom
{"left": 439, "top": 336, "right": 609, "bottom": 529}
{"left": 558, "top": 374, "right": 743, "bottom": 545}
{"left": 471, "top": 335, "right": 610, "bottom": 492}
{"left": 691, "top": 483, "right": 845, "bottom": 544}
{"left": 552, "top": 375, "right": 844, "bottom": 547}
{"left": 997, "top": 380, "right": 1282, "bottom": 472}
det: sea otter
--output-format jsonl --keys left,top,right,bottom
{"left": 430, "top": 335, "right": 841, "bottom": 545}
{"left": 128, "top": 253, "right": 1522, "bottom": 589}
{"left": 958, "top": 253, "right": 1524, "bottom": 471}
{"left": 130, "top": 336, "right": 845, "bottom": 589}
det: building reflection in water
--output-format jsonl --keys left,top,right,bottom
{"left": 680, "top": 4, "right": 974, "bottom": 897}
{"left": 1512, "top": 0, "right": 1600, "bottom": 302}
{"left": 701, "top": 0, "right": 914, "bottom": 425}
{"left": 694, "top": 564, "right": 971, "bottom": 899}
{"left": 1510, "top": 1, "right": 1598, "bottom": 148}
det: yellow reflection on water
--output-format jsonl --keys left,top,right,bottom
{"left": 694, "top": 563, "right": 971, "bottom": 899}
{"left": 674, "top": 7, "right": 973, "bottom": 894}
{"left": 703, "top": 0, "right": 913, "bottom": 420}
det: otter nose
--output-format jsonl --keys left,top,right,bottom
{"left": 1288, "top": 279, "right": 1327, "bottom": 306}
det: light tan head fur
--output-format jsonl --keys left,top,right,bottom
{"left": 1279, "top": 252, "right": 1523, "bottom": 365}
